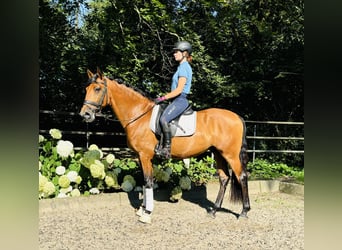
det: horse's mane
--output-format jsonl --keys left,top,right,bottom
{"left": 108, "top": 76, "right": 153, "bottom": 100}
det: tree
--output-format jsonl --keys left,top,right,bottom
{"left": 39, "top": 0, "right": 88, "bottom": 111}
{"left": 39, "top": 0, "right": 304, "bottom": 165}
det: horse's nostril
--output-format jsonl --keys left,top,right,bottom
{"left": 79, "top": 109, "right": 95, "bottom": 122}
{"left": 84, "top": 112, "right": 91, "bottom": 119}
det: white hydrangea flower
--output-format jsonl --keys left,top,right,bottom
{"left": 88, "top": 144, "right": 99, "bottom": 151}
{"left": 70, "top": 189, "right": 81, "bottom": 197}
{"left": 89, "top": 160, "right": 105, "bottom": 179}
{"left": 55, "top": 166, "right": 66, "bottom": 175}
{"left": 75, "top": 175, "right": 82, "bottom": 184}
{"left": 39, "top": 175, "right": 48, "bottom": 192}
{"left": 183, "top": 158, "right": 190, "bottom": 168}
{"left": 57, "top": 193, "right": 69, "bottom": 198}
{"left": 66, "top": 170, "right": 78, "bottom": 182}
{"left": 56, "top": 140, "right": 74, "bottom": 158}
{"left": 58, "top": 175, "right": 70, "bottom": 188}
{"left": 165, "top": 167, "right": 173, "bottom": 175}
{"left": 123, "top": 175, "right": 136, "bottom": 187}
{"left": 49, "top": 128, "right": 62, "bottom": 139}
{"left": 43, "top": 181, "right": 56, "bottom": 196}
{"left": 162, "top": 171, "right": 170, "bottom": 182}
{"left": 106, "top": 153, "right": 115, "bottom": 164}
{"left": 105, "top": 175, "right": 116, "bottom": 188}
{"left": 88, "top": 144, "right": 103, "bottom": 158}
{"left": 179, "top": 176, "right": 192, "bottom": 190}
{"left": 60, "top": 186, "right": 73, "bottom": 194}
{"left": 39, "top": 134, "right": 45, "bottom": 143}
{"left": 170, "top": 186, "right": 182, "bottom": 201}
{"left": 121, "top": 180, "right": 133, "bottom": 192}
{"left": 113, "top": 168, "right": 121, "bottom": 175}
{"left": 89, "top": 187, "right": 100, "bottom": 194}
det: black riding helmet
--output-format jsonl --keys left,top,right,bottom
{"left": 173, "top": 41, "right": 192, "bottom": 55}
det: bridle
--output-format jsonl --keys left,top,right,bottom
{"left": 83, "top": 75, "right": 108, "bottom": 112}
{"left": 83, "top": 75, "right": 155, "bottom": 127}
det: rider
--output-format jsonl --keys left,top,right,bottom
{"left": 154, "top": 41, "right": 193, "bottom": 159}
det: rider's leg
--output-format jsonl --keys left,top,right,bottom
{"left": 158, "top": 120, "right": 172, "bottom": 159}
{"left": 155, "top": 95, "right": 188, "bottom": 159}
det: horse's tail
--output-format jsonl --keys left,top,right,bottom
{"left": 239, "top": 117, "right": 249, "bottom": 170}
{"left": 230, "top": 117, "right": 249, "bottom": 203}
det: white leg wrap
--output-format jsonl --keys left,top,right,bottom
{"left": 145, "top": 187, "right": 154, "bottom": 212}
{"left": 142, "top": 186, "right": 146, "bottom": 207}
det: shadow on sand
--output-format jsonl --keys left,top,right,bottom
{"left": 127, "top": 184, "right": 240, "bottom": 219}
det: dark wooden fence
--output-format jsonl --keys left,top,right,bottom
{"left": 39, "top": 110, "right": 304, "bottom": 164}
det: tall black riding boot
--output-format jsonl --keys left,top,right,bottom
{"left": 155, "top": 123, "right": 172, "bottom": 159}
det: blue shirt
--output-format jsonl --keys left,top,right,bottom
{"left": 171, "top": 61, "right": 192, "bottom": 94}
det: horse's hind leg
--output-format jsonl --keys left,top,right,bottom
{"left": 208, "top": 151, "right": 230, "bottom": 218}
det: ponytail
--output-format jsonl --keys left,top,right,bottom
{"left": 184, "top": 51, "right": 193, "bottom": 63}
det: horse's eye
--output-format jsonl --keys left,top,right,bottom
{"left": 95, "top": 86, "right": 101, "bottom": 92}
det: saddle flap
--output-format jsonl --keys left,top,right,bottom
{"left": 150, "top": 105, "right": 197, "bottom": 137}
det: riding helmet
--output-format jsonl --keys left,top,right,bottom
{"left": 173, "top": 41, "right": 192, "bottom": 54}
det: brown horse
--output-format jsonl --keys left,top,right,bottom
{"left": 79, "top": 68, "right": 250, "bottom": 224}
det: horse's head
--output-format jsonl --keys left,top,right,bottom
{"left": 79, "top": 68, "right": 108, "bottom": 123}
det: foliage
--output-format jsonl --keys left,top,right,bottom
{"left": 247, "top": 158, "right": 304, "bottom": 184}
{"left": 39, "top": 128, "right": 217, "bottom": 200}
{"left": 187, "top": 156, "right": 216, "bottom": 186}
{"left": 39, "top": 0, "right": 303, "bottom": 118}
{"left": 153, "top": 156, "right": 217, "bottom": 189}
{"left": 39, "top": 128, "right": 303, "bottom": 200}
{"left": 39, "top": 129, "right": 84, "bottom": 198}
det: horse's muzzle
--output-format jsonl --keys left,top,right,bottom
{"left": 79, "top": 107, "right": 96, "bottom": 123}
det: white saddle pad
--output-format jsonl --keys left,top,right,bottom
{"left": 150, "top": 105, "right": 197, "bottom": 137}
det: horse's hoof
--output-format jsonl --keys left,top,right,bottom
{"left": 136, "top": 206, "right": 144, "bottom": 217}
{"left": 207, "top": 207, "right": 216, "bottom": 218}
{"left": 239, "top": 208, "right": 250, "bottom": 219}
{"left": 138, "top": 212, "right": 152, "bottom": 224}
{"left": 238, "top": 213, "right": 249, "bottom": 219}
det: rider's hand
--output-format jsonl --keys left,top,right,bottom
{"left": 154, "top": 96, "right": 167, "bottom": 104}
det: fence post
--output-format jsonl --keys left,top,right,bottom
{"left": 86, "top": 123, "right": 89, "bottom": 149}
{"left": 253, "top": 124, "right": 257, "bottom": 163}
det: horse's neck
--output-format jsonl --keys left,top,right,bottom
{"left": 107, "top": 78, "right": 152, "bottom": 128}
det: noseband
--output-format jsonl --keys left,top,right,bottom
{"left": 83, "top": 77, "right": 108, "bottom": 112}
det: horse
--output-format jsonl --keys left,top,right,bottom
{"left": 79, "top": 68, "right": 251, "bottom": 224}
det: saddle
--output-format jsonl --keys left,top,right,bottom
{"left": 150, "top": 104, "right": 197, "bottom": 138}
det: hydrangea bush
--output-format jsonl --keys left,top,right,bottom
{"left": 39, "top": 128, "right": 218, "bottom": 201}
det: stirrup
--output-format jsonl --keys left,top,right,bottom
{"left": 154, "top": 143, "right": 163, "bottom": 155}
{"left": 156, "top": 147, "right": 171, "bottom": 159}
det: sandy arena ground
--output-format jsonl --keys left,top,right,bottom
{"left": 39, "top": 182, "right": 304, "bottom": 250}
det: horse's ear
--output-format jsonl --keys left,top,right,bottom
{"left": 96, "top": 67, "right": 103, "bottom": 79}
{"left": 87, "top": 69, "right": 93, "bottom": 79}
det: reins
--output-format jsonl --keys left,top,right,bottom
{"left": 96, "top": 104, "right": 155, "bottom": 128}
{"left": 122, "top": 104, "right": 155, "bottom": 128}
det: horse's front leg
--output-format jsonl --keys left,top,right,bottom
{"left": 137, "top": 154, "right": 154, "bottom": 224}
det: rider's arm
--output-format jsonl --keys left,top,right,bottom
{"left": 164, "top": 77, "right": 186, "bottom": 100}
